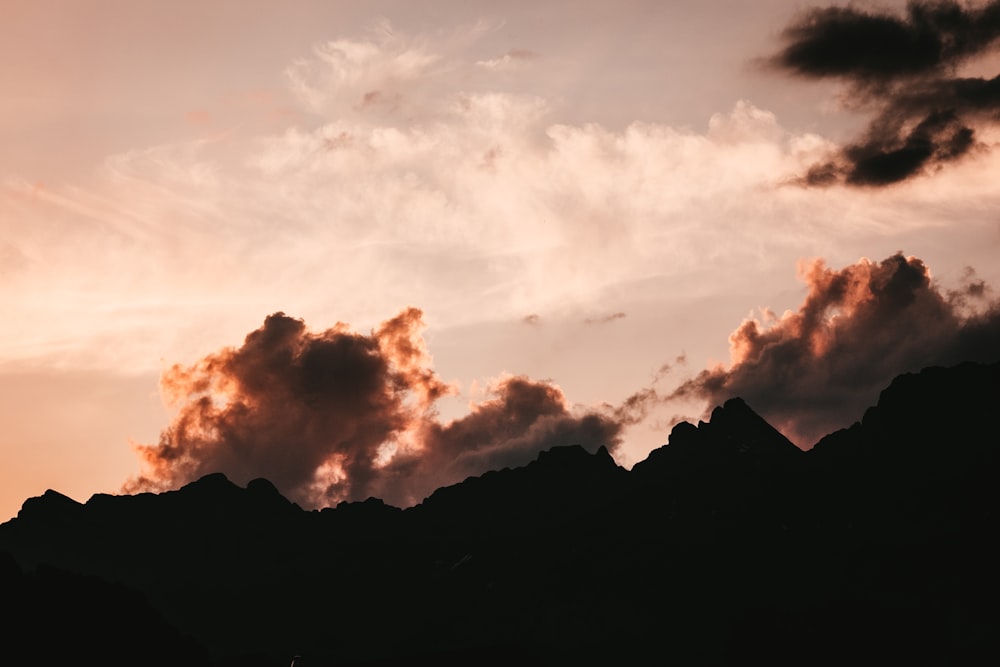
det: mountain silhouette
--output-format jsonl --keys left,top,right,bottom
{"left": 1, "top": 360, "right": 997, "bottom": 666}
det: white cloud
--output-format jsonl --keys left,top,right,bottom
{"left": 4, "top": 22, "right": 1000, "bottom": 379}
{"left": 476, "top": 49, "right": 538, "bottom": 71}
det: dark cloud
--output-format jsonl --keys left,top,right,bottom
{"left": 773, "top": 1, "right": 1000, "bottom": 186}
{"left": 122, "top": 256, "right": 1000, "bottom": 504}
{"left": 776, "top": 2, "right": 1000, "bottom": 80}
{"left": 125, "top": 309, "right": 625, "bottom": 508}
{"left": 949, "top": 265, "right": 992, "bottom": 305}
{"left": 672, "top": 253, "right": 1000, "bottom": 446}
{"left": 386, "top": 377, "right": 625, "bottom": 504}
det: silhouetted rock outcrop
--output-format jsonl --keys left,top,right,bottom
{"left": 631, "top": 397, "right": 807, "bottom": 541}
{"left": 635, "top": 397, "right": 802, "bottom": 475}
{"left": 1, "top": 360, "right": 997, "bottom": 666}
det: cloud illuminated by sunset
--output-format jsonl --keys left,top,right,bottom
{"left": 125, "top": 308, "right": 625, "bottom": 507}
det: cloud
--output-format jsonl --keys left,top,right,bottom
{"left": 584, "top": 311, "right": 626, "bottom": 325}
{"left": 651, "top": 354, "right": 687, "bottom": 385}
{"left": 476, "top": 49, "right": 539, "bottom": 71}
{"left": 672, "top": 252, "right": 1000, "bottom": 446}
{"left": 124, "top": 309, "right": 626, "bottom": 508}
{"left": 122, "top": 254, "right": 1000, "bottom": 503}
{"left": 7, "top": 18, "right": 1000, "bottom": 381}
{"left": 393, "top": 376, "right": 623, "bottom": 502}
{"left": 776, "top": 2, "right": 1000, "bottom": 80}
{"left": 772, "top": 1, "right": 1000, "bottom": 186}
{"left": 3, "top": 18, "right": 849, "bottom": 373}
{"left": 284, "top": 19, "right": 445, "bottom": 117}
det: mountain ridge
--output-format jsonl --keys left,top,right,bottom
{"left": 1, "top": 359, "right": 998, "bottom": 666}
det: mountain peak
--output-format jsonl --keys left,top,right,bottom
{"left": 812, "top": 359, "right": 1000, "bottom": 468}
{"left": 15, "top": 489, "right": 82, "bottom": 524}
{"left": 414, "top": 443, "right": 626, "bottom": 521}
{"left": 185, "top": 471, "right": 236, "bottom": 490}
{"left": 711, "top": 397, "right": 797, "bottom": 450}
{"left": 246, "top": 477, "right": 282, "bottom": 497}
{"left": 633, "top": 396, "right": 801, "bottom": 482}
{"left": 534, "top": 443, "right": 618, "bottom": 471}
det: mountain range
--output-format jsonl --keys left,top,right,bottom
{"left": 2, "top": 360, "right": 998, "bottom": 666}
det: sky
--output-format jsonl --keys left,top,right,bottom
{"left": 2, "top": 0, "right": 1000, "bottom": 517}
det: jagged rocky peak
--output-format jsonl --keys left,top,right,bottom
{"left": 332, "top": 496, "right": 403, "bottom": 516}
{"left": 865, "top": 360, "right": 998, "bottom": 433}
{"left": 812, "top": 360, "right": 1000, "bottom": 467}
{"left": 704, "top": 398, "right": 800, "bottom": 454}
{"left": 15, "top": 489, "right": 83, "bottom": 524}
{"left": 535, "top": 443, "right": 619, "bottom": 470}
{"left": 414, "top": 443, "right": 627, "bottom": 517}
{"left": 633, "top": 396, "right": 801, "bottom": 481}
{"left": 152, "top": 472, "right": 310, "bottom": 523}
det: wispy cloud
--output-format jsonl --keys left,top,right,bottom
{"left": 4, "top": 18, "right": 1000, "bottom": 382}
{"left": 477, "top": 48, "right": 539, "bottom": 71}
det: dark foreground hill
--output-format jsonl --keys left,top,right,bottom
{"left": 1, "top": 360, "right": 998, "bottom": 666}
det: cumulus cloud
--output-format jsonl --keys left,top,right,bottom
{"left": 124, "top": 309, "right": 626, "bottom": 507}
{"left": 772, "top": 0, "right": 1000, "bottom": 186}
{"left": 672, "top": 252, "right": 1000, "bottom": 446}
{"left": 123, "top": 254, "right": 1000, "bottom": 501}
{"left": 394, "top": 376, "right": 623, "bottom": 500}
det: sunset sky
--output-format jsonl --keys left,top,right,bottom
{"left": 3, "top": 0, "right": 999, "bottom": 518}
